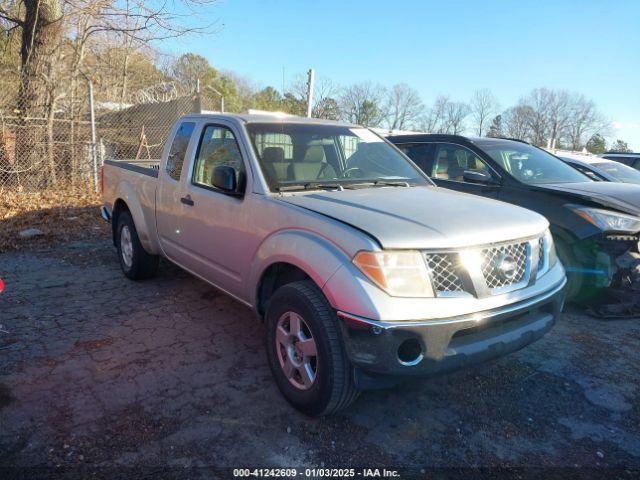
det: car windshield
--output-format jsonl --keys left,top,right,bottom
{"left": 593, "top": 161, "right": 640, "bottom": 184}
{"left": 482, "top": 142, "right": 591, "bottom": 185}
{"left": 246, "top": 122, "right": 430, "bottom": 191}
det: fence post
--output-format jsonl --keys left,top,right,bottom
{"left": 195, "top": 78, "right": 202, "bottom": 113}
{"left": 88, "top": 79, "right": 98, "bottom": 192}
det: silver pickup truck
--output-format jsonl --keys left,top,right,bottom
{"left": 101, "top": 113, "right": 566, "bottom": 415}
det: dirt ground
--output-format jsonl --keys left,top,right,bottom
{"left": 1, "top": 238, "right": 639, "bottom": 478}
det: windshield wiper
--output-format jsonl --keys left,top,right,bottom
{"left": 277, "top": 179, "right": 412, "bottom": 192}
{"left": 340, "top": 180, "right": 412, "bottom": 188}
{"left": 374, "top": 180, "right": 411, "bottom": 187}
{"left": 277, "top": 182, "right": 345, "bottom": 192}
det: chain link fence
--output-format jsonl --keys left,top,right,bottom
{"left": 0, "top": 77, "right": 207, "bottom": 192}
{"left": 0, "top": 114, "right": 96, "bottom": 190}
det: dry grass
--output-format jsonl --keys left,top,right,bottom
{"left": 0, "top": 187, "right": 109, "bottom": 253}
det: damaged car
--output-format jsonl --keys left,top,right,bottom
{"left": 388, "top": 134, "right": 640, "bottom": 299}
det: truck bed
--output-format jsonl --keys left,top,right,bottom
{"left": 103, "top": 159, "right": 160, "bottom": 177}
{"left": 102, "top": 158, "right": 160, "bottom": 253}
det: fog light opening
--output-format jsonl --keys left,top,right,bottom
{"left": 397, "top": 338, "right": 423, "bottom": 366}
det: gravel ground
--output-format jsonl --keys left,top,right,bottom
{"left": 1, "top": 239, "right": 639, "bottom": 478}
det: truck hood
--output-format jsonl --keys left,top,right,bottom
{"left": 279, "top": 186, "right": 549, "bottom": 249}
{"left": 536, "top": 182, "right": 640, "bottom": 215}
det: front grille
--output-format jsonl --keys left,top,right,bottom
{"left": 423, "top": 237, "right": 542, "bottom": 298}
{"left": 425, "top": 253, "right": 464, "bottom": 292}
{"left": 480, "top": 242, "right": 528, "bottom": 290}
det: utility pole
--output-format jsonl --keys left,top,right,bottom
{"left": 306, "top": 69, "right": 315, "bottom": 118}
{"left": 206, "top": 85, "right": 225, "bottom": 112}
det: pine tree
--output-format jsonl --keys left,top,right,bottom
{"left": 586, "top": 134, "right": 607, "bottom": 154}
{"left": 486, "top": 115, "right": 502, "bottom": 138}
{"left": 609, "top": 139, "right": 631, "bottom": 153}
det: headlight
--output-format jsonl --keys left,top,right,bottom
{"left": 353, "top": 250, "right": 434, "bottom": 297}
{"left": 544, "top": 229, "right": 558, "bottom": 269}
{"left": 568, "top": 205, "right": 640, "bottom": 233}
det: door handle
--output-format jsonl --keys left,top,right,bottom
{"left": 180, "top": 195, "right": 194, "bottom": 206}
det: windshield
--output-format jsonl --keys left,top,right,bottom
{"left": 593, "top": 161, "right": 640, "bottom": 184}
{"left": 246, "top": 122, "right": 429, "bottom": 191}
{"left": 482, "top": 142, "right": 591, "bottom": 185}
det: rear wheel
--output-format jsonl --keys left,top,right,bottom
{"left": 116, "top": 211, "right": 159, "bottom": 280}
{"left": 265, "top": 281, "right": 359, "bottom": 416}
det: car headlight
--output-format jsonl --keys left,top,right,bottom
{"left": 567, "top": 205, "right": 640, "bottom": 233}
{"left": 353, "top": 250, "right": 434, "bottom": 297}
{"left": 544, "top": 229, "right": 558, "bottom": 269}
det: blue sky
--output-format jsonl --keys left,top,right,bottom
{"left": 165, "top": 0, "right": 639, "bottom": 149}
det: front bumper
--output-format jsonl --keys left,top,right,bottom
{"left": 101, "top": 205, "right": 112, "bottom": 222}
{"left": 568, "top": 234, "right": 640, "bottom": 289}
{"left": 337, "top": 278, "right": 566, "bottom": 379}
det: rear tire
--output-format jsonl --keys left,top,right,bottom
{"left": 265, "top": 280, "right": 359, "bottom": 416}
{"left": 116, "top": 211, "right": 159, "bottom": 280}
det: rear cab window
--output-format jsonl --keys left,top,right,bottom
{"left": 166, "top": 122, "right": 196, "bottom": 181}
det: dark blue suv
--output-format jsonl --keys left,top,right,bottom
{"left": 388, "top": 134, "right": 640, "bottom": 299}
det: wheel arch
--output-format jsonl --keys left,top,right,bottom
{"left": 111, "top": 198, "right": 129, "bottom": 245}
{"left": 251, "top": 230, "right": 349, "bottom": 318}
{"left": 111, "top": 180, "right": 160, "bottom": 254}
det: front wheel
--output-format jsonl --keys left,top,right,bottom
{"left": 555, "top": 239, "right": 587, "bottom": 300}
{"left": 265, "top": 281, "right": 359, "bottom": 416}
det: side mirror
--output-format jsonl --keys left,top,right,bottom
{"left": 212, "top": 165, "right": 237, "bottom": 192}
{"left": 463, "top": 169, "right": 496, "bottom": 184}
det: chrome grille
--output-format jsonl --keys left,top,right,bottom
{"left": 423, "top": 236, "right": 545, "bottom": 298}
{"left": 481, "top": 242, "right": 528, "bottom": 290}
{"left": 425, "top": 253, "right": 464, "bottom": 293}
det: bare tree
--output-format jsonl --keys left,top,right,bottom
{"left": 564, "top": 94, "right": 609, "bottom": 150}
{"left": 338, "top": 82, "right": 386, "bottom": 127}
{"left": 419, "top": 95, "right": 450, "bottom": 133}
{"left": 2, "top": 0, "right": 219, "bottom": 114}
{"left": 502, "top": 104, "right": 534, "bottom": 140}
{"left": 290, "top": 74, "right": 340, "bottom": 119}
{"left": 0, "top": 0, "right": 219, "bottom": 184}
{"left": 442, "top": 101, "right": 470, "bottom": 135}
{"left": 546, "top": 89, "right": 571, "bottom": 149}
{"left": 384, "top": 83, "right": 423, "bottom": 130}
{"left": 470, "top": 88, "right": 499, "bottom": 136}
{"left": 0, "top": 0, "right": 64, "bottom": 117}
{"left": 522, "top": 88, "right": 553, "bottom": 146}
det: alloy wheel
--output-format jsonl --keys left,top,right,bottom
{"left": 275, "top": 311, "right": 318, "bottom": 390}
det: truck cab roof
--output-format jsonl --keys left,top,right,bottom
{"left": 179, "top": 112, "right": 360, "bottom": 128}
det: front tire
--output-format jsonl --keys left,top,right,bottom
{"left": 555, "top": 239, "right": 585, "bottom": 300}
{"left": 265, "top": 281, "right": 359, "bottom": 416}
{"left": 116, "top": 211, "right": 159, "bottom": 280}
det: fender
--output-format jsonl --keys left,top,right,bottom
{"left": 549, "top": 225, "right": 578, "bottom": 247}
{"left": 113, "top": 180, "right": 161, "bottom": 254}
{"left": 249, "top": 229, "right": 352, "bottom": 309}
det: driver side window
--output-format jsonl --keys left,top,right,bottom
{"left": 432, "top": 144, "right": 490, "bottom": 182}
{"left": 192, "top": 125, "right": 245, "bottom": 191}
